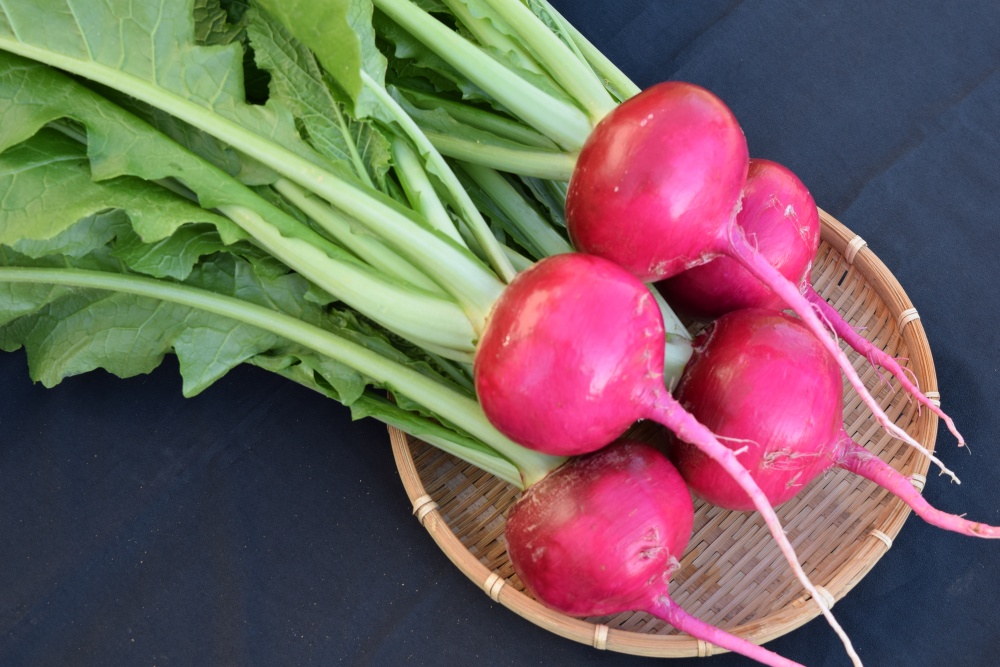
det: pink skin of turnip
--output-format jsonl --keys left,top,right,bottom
{"left": 505, "top": 440, "right": 805, "bottom": 667}
{"left": 565, "top": 86, "right": 957, "bottom": 484}
{"left": 474, "top": 253, "right": 859, "bottom": 663}
{"left": 660, "top": 158, "right": 964, "bottom": 448}
{"left": 667, "top": 309, "right": 1000, "bottom": 538}
{"left": 565, "top": 81, "right": 749, "bottom": 283}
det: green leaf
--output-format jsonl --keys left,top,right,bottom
{"left": 193, "top": 0, "right": 245, "bottom": 47}
{"left": 0, "top": 246, "right": 325, "bottom": 396}
{"left": 10, "top": 210, "right": 127, "bottom": 260}
{"left": 251, "top": 0, "right": 363, "bottom": 100}
{"left": 246, "top": 4, "right": 391, "bottom": 187}
{"left": 0, "top": 127, "right": 243, "bottom": 252}
{"left": 253, "top": 0, "right": 388, "bottom": 118}
{"left": 112, "top": 225, "right": 229, "bottom": 280}
{"left": 0, "top": 0, "right": 336, "bottom": 175}
{"left": 377, "top": 9, "right": 496, "bottom": 105}
{"left": 0, "top": 56, "right": 482, "bottom": 353}
{"left": 249, "top": 349, "right": 367, "bottom": 405}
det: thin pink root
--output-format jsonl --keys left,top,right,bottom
{"left": 806, "top": 287, "right": 965, "bottom": 447}
{"left": 838, "top": 439, "right": 1000, "bottom": 537}
{"left": 646, "top": 390, "right": 862, "bottom": 667}
{"left": 648, "top": 592, "right": 805, "bottom": 667}
{"left": 726, "top": 225, "right": 958, "bottom": 485}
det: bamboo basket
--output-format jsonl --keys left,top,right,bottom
{"left": 389, "top": 210, "right": 938, "bottom": 657}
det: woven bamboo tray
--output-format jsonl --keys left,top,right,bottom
{"left": 389, "top": 209, "right": 938, "bottom": 657}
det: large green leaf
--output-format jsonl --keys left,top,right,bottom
{"left": 246, "top": 5, "right": 391, "bottom": 187}
{"left": 253, "top": 0, "right": 388, "bottom": 118}
{"left": 0, "top": 0, "right": 337, "bottom": 173}
{"left": 0, "top": 128, "right": 242, "bottom": 262}
{"left": 0, "top": 250, "right": 282, "bottom": 395}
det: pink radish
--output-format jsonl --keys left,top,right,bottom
{"left": 505, "top": 439, "right": 804, "bottom": 667}
{"left": 564, "top": 83, "right": 957, "bottom": 483}
{"left": 474, "top": 253, "right": 859, "bottom": 661}
{"left": 666, "top": 308, "right": 998, "bottom": 538}
{"left": 659, "top": 158, "right": 963, "bottom": 447}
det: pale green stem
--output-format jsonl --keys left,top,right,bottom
{"left": 439, "top": 0, "right": 546, "bottom": 76}
{"left": 390, "top": 136, "right": 463, "bottom": 243}
{"left": 397, "top": 87, "right": 559, "bottom": 150}
{"left": 219, "top": 203, "right": 477, "bottom": 357}
{"left": 272, "top": 178, "right": 446, "bottom": 296}
{"left": 459, "top": 162, "right": 572, "bottom": 258}
{"left": 427, "top": 131, "right": 576, "bottom": 181}
{"left": 648, "top": 286, "right": 693, "bottom": 391}
{"left": 502, "top": 244, "right": 533, "bottom": 272}
{"left": 478, "top": 0, "right": 617, "bottom": 122}
{"left": 372, "top": 0, "right": 592, "bottom": 151}
{"left": 536, "top": 0, "right": 642, "bottom": 100}
{"left": 362, "top": 73, "right": 517, "bottom": 283}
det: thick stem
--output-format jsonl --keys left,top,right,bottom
{"left": 647, "top": 593, "right": 804, "bottom": 667}
{"left": 725, "top": 224, "right": 959, "bottom": 484}
{"left": 372, "top": 0, "right": 593, "bottom": 151}
{"left": 458, "top": 162, "right": 572, "bottom": 259}
{"left": 389, "top": 136, "right": 464, "bottom": 243}
{"left": 806, "top": 286, "right": 964, "bottom": 446}
{"left": 478, "top": 0, "right": 618, "bottom": 123}
{"left": 837, "top": 438, "right": 1000, "bottom": 537}
{"left": 272, "top": 178, "right": 445, "bottom": 295}
{"left": 644, "top": 389, "right": 862, "bottom": 667}
{"left": 438, "top": 0, "right": 546, "bottom": 76}
{"left": 219, "top": 203, "right": 477, "bottom": 356}
{"left": 364, "top": 74, "right": 518, "bottom": 283}
{"left": 426, "top": 131, "right": 576, "bottom": 180}
{"left": 535, "top": 0, "right": 642, "bottom": 100}
{"left": 397, "top": 87, "right": 559, "bottom": 150}
{"left": 0, "top": 266, "right": 565, "bottom": 488}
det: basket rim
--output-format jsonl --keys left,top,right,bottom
{"left": 389, "top": 209, "right": 938, "bottom": 658}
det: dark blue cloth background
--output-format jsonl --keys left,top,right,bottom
{"left": 2, "top": 2, "right": 999, "bottom": 665}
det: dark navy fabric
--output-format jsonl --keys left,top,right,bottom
{"left": 2, "top": 2, "right": 999, "bottom": 665}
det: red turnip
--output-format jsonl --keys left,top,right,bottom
{"left": 474, "top": 253, "right": 858, "bottom": 660}
{"left": 659, "top": 158, "right": 963, "bottom": 447}
{"left": 565, "top": 84, "right": 955, "bottom": 483}
{"left": 505, "top": 439, "right": 804, "bottom": 667}
{"left": 667, "top": 309, "right": 998, "bottom": 538}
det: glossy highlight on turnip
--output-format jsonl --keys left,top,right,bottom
{"left": 565, "top": 81, "right": 749, "bottom": 282}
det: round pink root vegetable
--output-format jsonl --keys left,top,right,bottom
{"left": 565, "top": 85, "right": 955, "bottom": 483}
{"left": 659, "top": 158, "right": 964, "bottom": 448}
{"left": 667, "top": 308, "right": 999, "bottom": 539}
{"left": 474, "top": 253, "right": 859, "bottom": 662}
{"left": 505, "top": 440, "right": 805, "bottom": 667}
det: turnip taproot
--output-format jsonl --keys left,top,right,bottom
{"left": 474, "top": 253, "right": 857, "bottom": 660}
{"left": 506, "top": 439, "right": 805, "bottom": 667}
{"left": 660, "top": 158, "right": 964, "bottom": 448}
{"left": 667, "top": 309, "right": 999, "bottom": 538}
{"left": 565, "top": 85, "right": 956, "bottom": 483}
